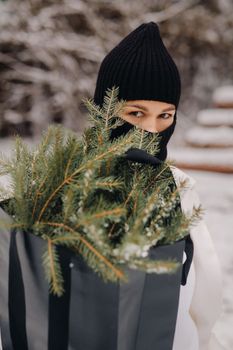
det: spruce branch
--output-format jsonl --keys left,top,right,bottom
{"left": 39, "top": 221, "right": 126, "bottom": 283}
{"left": 0, "top": 86, "right": 204, "bottom": 296}
{"left": 43, "top": 239, "right": 64, "bottom": 297}
{"left": 81, "top": 97, "right": 103, "bottom": 125}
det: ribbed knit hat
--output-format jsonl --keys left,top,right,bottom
{"left": 93, "top": 21, "right": 181, "bottom": 161}
{"left": 94, "top": 21, "right": 181, "bottom": 108}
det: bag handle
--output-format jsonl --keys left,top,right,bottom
{"left": 181, "top": 234, "right": 194, "bottom": 286}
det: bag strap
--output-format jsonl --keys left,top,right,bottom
{"left": 9, "top": 229, "right": 29, "bottom": 350}
{"left": 181, "top": 234, "right": 194, "bottom": 286}
{"left": 48, "top": 246, "right": 72, "bottom": 350}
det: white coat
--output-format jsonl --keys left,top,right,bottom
{"left": 170, "top": 165, "right": 223, "bottom": 350}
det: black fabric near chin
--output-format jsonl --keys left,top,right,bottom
{"left": 124, "top": 148, "right": 163, "bottom": 167}
{"left": 154, "top": 111, "right": 177, "bottom": 161}
{"left": 109, "top": 112, "right": 177, "bottom": 162}
{"left": 109, "top": 120, "right": 135, "bottom": 141}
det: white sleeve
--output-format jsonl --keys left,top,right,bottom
{"left": 181, "top": 182, "right": 223, "bottom": 350}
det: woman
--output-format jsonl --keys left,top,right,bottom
{"left": 0, "top": 21, "right": 223, "bottom": 350}
{"left": 93, "top": 21, "right": 223, "bottom": 350}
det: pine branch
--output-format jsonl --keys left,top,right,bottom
{"left": 37, "top": 128, "right": 137, "bottom": 221}
{"left": 39, "top": 221, "right": 126, "bottom": 282}
{"left": 42, "top": 239, "right": 64, "bottom": 297}
{"left": 102, "top": 86, "right": 121, "bottom": 128}
{"left": 0, "top": 86, "right": 204, "bottom": 296}
{"left": 81, "top": 97, "right": 103, "bottom": 124}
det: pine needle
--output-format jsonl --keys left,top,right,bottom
{"left": 0, "top": 86, "right": 204, "bottom": 296}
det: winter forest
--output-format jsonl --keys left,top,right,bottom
{"left": 0, "top": 0, "right": 233, "bottom": 349}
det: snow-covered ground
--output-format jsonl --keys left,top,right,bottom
{"left": 0, "top": 138, "right": 233, "bottom": 349}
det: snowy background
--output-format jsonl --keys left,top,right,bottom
{"left": 1, "top": 0, "right": 233, "bottom": 349}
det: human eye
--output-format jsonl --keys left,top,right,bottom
{"left": 129, "top": 111, "right": 144, "bottom": 118}
{"left": 159, "top": 113, "right": 173, "bottom": 119}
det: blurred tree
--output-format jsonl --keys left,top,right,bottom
{"left": 0, "top": 0, "right": 232, "bottom": 137}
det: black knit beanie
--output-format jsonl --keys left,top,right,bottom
{"left": 93, "top": 21, "right": 181, "bottom": 161}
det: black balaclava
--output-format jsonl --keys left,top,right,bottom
{"left": 93, "top": 21, "right": 181, "bottom": 163}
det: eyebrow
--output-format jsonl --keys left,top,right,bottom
{"left": 126, "top": 104, "right": 175, "bottom": 112}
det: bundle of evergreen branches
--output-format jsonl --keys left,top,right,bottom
{"left": 0, "top": 86, "right": 203, "bottom": 296}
